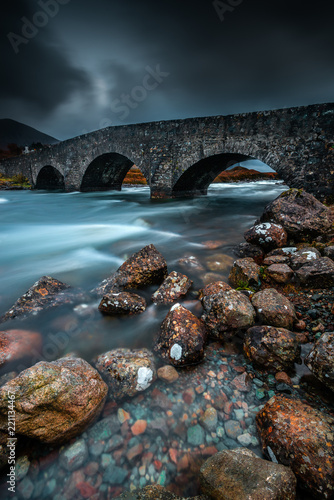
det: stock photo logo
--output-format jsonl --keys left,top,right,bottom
{"left": 213, "top": 0, "right": 243, "bottom": 22}
{"left": 7, "top": 0, "right": 71, "bottom": 54}
{"left": 110, "top": 65, "right": 170, "bottom": 121}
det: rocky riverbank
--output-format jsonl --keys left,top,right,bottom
{"left": 0, "top": 173, "right": 31, "bottom": 190}
{"left": 0, "top": 188, "right": 333, "bottom": 500}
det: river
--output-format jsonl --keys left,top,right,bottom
{"left": 0, "top": 180, "right": 295, "bottom": 499}
{"left": 0, "top": 181, "right": 287, "bottom": 364}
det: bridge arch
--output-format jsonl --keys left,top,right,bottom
{"left": 35, "top": 166, "right": 65, "bottom": 190}
{"left": 172, "top": 153, "right": 255, "bottom": 196}
{"left": 80, "top": 152, "right": 148, "bottom": 192}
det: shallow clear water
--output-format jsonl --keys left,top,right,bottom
{"left": 0, "top": 181, "right": 287, "bottom": 367}
{"left": 5, "top": 181, "right": 324, "bottom": 500}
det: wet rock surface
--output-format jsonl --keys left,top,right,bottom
{"left": 234, "top": 242, "right": 264, "bottom": 264}
{"left": 244, "top": 325, "right": 301, "bottom": 372}
{"left": 117, "top": 484, "right": 209, "bottom": 499}
{"left": 151, "top": 271, "right": 192, "bottom": 305}
{"left": 178, "top": 255, "right": 205, "bottom": 273}
{"left": 98, "top": 292, "right": 147, "bottom": 315}
{"left": 95, "top": 348, "right": 156, "bottom": 400}
{"left": 260, "top": 189, "right": 333, "bottom": 242}
{"left": 266, "top": 263, "right": 294, "bottom": 284}
{"left": 324, "top": 246, "right": 334, "bottom": 259}
{"left": 256, "top": 395, "right": 334, "bottom": 500}
{"left": 204, "top": 253, "right": 234, "bottom": 273}
{"left": 200, "top": 447, "right": 297, "bottom": 500}
{"left": 201, "top": 289, "right": 255, "bottom": 340}
{"left": 295, "top": 257, "right": 334, "bottom": 288}
{"left": 263, "top": 254, "right": 290, "bottom": 265}
{"left": 94, "top": 244, "right": 168, "bottom": 295}
{"left": 0, "top": 329, "right": 42, "bottom": 367}
{"left": 244, "top": 222, "right": 288, "bottom": 251}
{"left": 305, "top": 332, "right": 334, "bottom": 392}
{"left": 154, "top": 304, "right": 207, "bottom": 366}
{"left": 199, "top": 281, "right": 232, "bottom": 299}
{"left": 289, "top": 247, "right": 321, "bottom": 270}
{"left": 157, "top": 365, "right": 179, "bottom": 383}
{"left": 0, "top": 276, "right": 71, "bottom": 323}
{"left": 0, "top": 357, "right": 108, "bottom": 445}
{"left": 252, "top": 288, "right": 297, "bottom": 329}
{"left": 228, "top": 258, "right": 261, "bottom": 289}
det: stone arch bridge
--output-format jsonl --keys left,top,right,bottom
{"left": 1, "top": 103, "right": 333, "bottom": 201}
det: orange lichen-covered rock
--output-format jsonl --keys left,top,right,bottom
{"left": 151, "top": 271, "right": 192, "bottom": 305}
{"left": 95, "top": 348, "right": 156, "bottom": 400}
{"left": 201, "top": 289, "right": 255, "bottom": 340}
{"left": 154, "top": 304, "right": 207, "bottom": 366}
{"left": 0, "top": 329, "right": 42, "bottom": 367}
{"left": 198, "top": 280, "right": 232, "bottom": 300}
{"left": 0, "top": 357, "right": 108, "bottom": 445}
{"left": 0, "top": 276, "right": 71, "bottom": 323}
{"left": 251, "top": 288, "right": 297, "bottom": 330}
{"left": 200, "top": 447, "right": 296, "bottom": 500}
{"left": 94, "top": 244, "right": 168, "bottom": 295}
{"left": 98, "top": 291, "right": 146, "bottom": 315}
{"left": 256, "top": 395, "right": 334, "bottom": 499}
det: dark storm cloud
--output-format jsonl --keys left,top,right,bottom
{"left": 1, "top": 1, "right": 92, "bottom": 130}
{"left": 1, "top": 0, "right": 334, "bottom": 138}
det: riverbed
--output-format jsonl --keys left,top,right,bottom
{"left": 1, "top": 181, "right": 298, "bottom": 499}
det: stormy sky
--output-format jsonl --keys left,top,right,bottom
{"left": 2, "top": 0, "right": 334, "bottom": 140}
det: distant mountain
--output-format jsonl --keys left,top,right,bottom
{"left": 0, "top": 119, "right": 59, "bottom": 150}
{"left": 213, "top": 166, "right": 279, "bottom": 183}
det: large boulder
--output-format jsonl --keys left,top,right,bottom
{"left": 151, "top": 271, "right": 192, "bottom": 305}
{"left": 244, "top": 222, "right": 288, "bottom": 251}
{"left": 0, "top": 357, "right": 108, "bottom": 445}
{"left": 256, "top": 395, "right": 334, "bottom": 499}
{"left": 200, "top": 448, "right": 296, "bottom": 500}
{"left": 201, "top": 289, "right": 255, "bottom": 340}
{"left": 94, "top": 244, "right": 168, "bottom": 295}
{"left": 154, "top": 304, "right": 207, "bottom": 366}
{"left": 0, "top": 276, "right": 71, "bottom": 323}
{"left": 95, "top": 348, "right": 156, "bottom": 400}
{"left": 295, "top": 257, "right": 334, "bottom": 288}
{"left": 251, "top": 288, "right": 297, "bottom": 330}
{"left": 305, "top": 332, "right": 334, "bottom": 392}
{"left": 228, "top": 258, "right": 261, "bottom": 289}
{"left": 98, "top": 291, "right": 146, "bottom": 315}
{"left": 0, "top": 329, "right": 42, "bottom": 368}
{"left": 244, "top": 326, "right": 301, "bottom": 372}
{"left": 260, "top": 189, "right": 333, "bottom": 242}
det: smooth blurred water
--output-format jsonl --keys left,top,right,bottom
{"left": 0, "top": 181, "right": 287, "bottom": 366}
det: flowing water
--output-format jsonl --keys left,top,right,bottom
{"left": 0, "top": 181, "right": 287, "bottom": 365}
{"left": 0, "top": 181, "right": 296, "bottom": 499}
